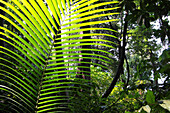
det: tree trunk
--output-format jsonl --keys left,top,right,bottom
{"left": 76, "top": 6, "right": 91, "bottom": 84}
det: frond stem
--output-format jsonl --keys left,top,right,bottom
{"left": 35, "top": 4, "right": 71, "bottom": 112}
{"left": 35, "top": 30, "right": 60, "bottom": 113}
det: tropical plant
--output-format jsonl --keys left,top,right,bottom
{"left": 0, "top": 0, "right": 119, "bottom": 112}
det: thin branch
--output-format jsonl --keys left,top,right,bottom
{"left": 102, "top": 11, "right": 128, "bottom": 98}
{"left": 103, "top": 55, "right": 130, "bottom": 112}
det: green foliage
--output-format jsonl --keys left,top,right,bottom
{"left": 91, "top": 66, "right": 113, "bottom": 96}
{"left": 68, "top": 87, "right": 102, "bottom": 113}
{"left": 146, "top": 90, "right": 155, "bottom": 104}
{"left": 151, "top": 104, "right": 169, "bottom": 113}
{"left": 159, "top": 49, "right": 170, "bottom": 75}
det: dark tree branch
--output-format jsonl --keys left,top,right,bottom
{"left": 102, "top": 55, "right": 130, "bottom": 112}
{"left": 104, "top": 55, "right": 130, "bottom": 111}
{"left": 102, "top": 11, "right": 128, "bottom": 99}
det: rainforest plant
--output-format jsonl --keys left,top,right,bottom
{"left": 0, "top": 0, "right": 119, "bottom": 112}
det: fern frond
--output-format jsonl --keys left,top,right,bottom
{"left": 0, "top": 0, "right": 119, "bottom": 112}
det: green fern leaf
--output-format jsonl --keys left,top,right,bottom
{"left": 0, "top": 0, "right": 119, "bottom": 112}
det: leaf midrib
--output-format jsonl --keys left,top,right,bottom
{"left": 35, "top": 5, "right": 72, "bottom": 111}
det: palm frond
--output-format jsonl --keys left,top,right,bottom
{"left": 0, "top": 0, "right": 119, "bottom": 112}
